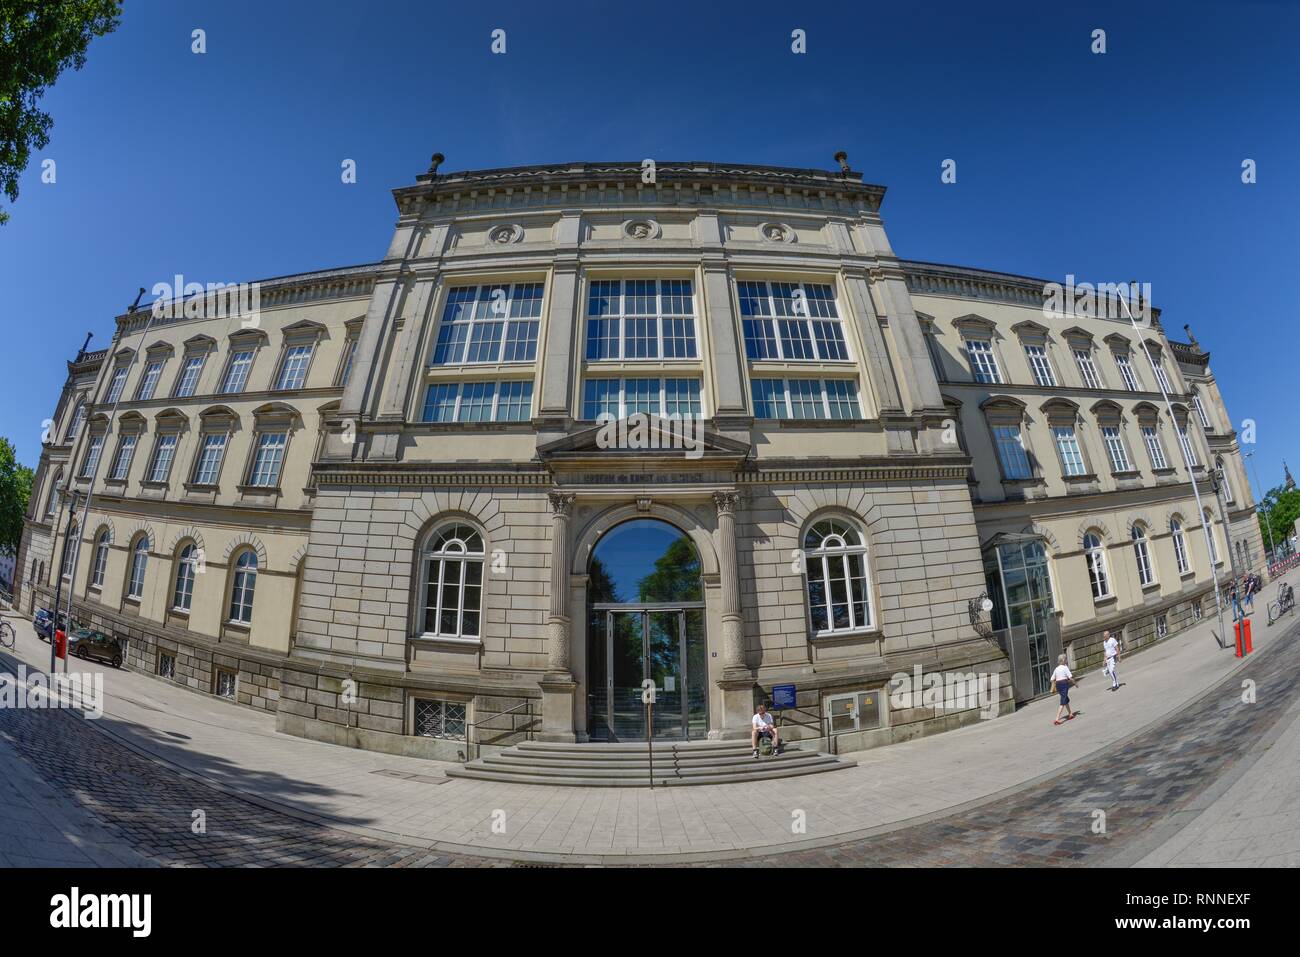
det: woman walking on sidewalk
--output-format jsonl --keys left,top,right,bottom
{"left": 1051, "top": 655, "right": 1075, "bottom": 725}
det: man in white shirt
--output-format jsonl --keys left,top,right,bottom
{"left": 751, "top": 703, "right": 780, "bottom": 757}
{"left": 1051, "top": 655, "right": 1075, "bottom": 725}
{"left": 1102, "top": 630, "right": 1121, "bottom": 691}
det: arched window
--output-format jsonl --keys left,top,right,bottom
{"left": 65, "top": 399, "right": 86, "bottom": 442}
{"left": 804, "top": 518, "right": 872, "bottom": 634}
{"left": 420, "top": 523, "right": 484, "bottom": 639}
{"left": 228, "top": 550, "right": 257, "bottom": 624}
{"left": 1204, "top": 510, "right": 1220, "bottom": 564}
{"left": 173, "top": 543, "right": 198, "bottom": 611}
{"left": 127, "top": 535, "right": 149, "bottom": 599}
{"left": 1131, "top": 524, "right": 1155, "bottom": 587}
{"left": 44, "top": 470, "right": 62, "bottom": 517}
{"left": 1084, "top": 532, "right": 1110, "bottom": 599}
{"left": 1171, "top": 519, "right": 1190, "bottom": 574}
{"left": 61, "top": 522, "right": 79, "bottom": 579}
{"left": 90, "top": 530, "right": 110, "bottom": 589}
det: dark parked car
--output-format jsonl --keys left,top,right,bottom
{"left": 68, "top": 628, "right": 124, "bottom": 668}
{"left": 33, "top": 608, "right": 71, "bottom": 641}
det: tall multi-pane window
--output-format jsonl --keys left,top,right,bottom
{"left": 127, "top": 536, "right": 149, "bottom": 599}
{"left": 420, "top": 524, "right": 484, "bottom": 639}
{"left": 432, "top": 283, "right": 544, "bottom": 365}
{"left": 228, "top": 550, "right": 257, "bottom": 624}
{"left": 173, "top": 543, "right": 197, "bottom": 611}
{"left": 109, "top": 434, "right": 137, "bottom": 481}
{"left": 803, "top": 518, "right": 872, "bottom": 635}
{"left": 1151, "top": 360, "right": 1172, "bottom": 393}
{"left": 192, "top": 434, "right": 227, "bottom": 485}
{"left": 586, "top": 279, "right": 697, "bottom": 360}
{"left": 965, "top": 339, "right": 1002, "bottom": 384}
{"left": 80, "top": 434, "right": 105, "bottom": 479}
{"left": 90, "top": 531, "right": 109, "bottom": 588}
{"left": 1084, "top": 532, "right": 1110, "bottom": 599}
{"left": 993, "top": 425, "right": 1032, "bottom": 479}
{"left": 1192, "top": 394, "right": 1213, "bottom": 430}
{"left": 1114, "top": 353, "right": 1141, "bottom": 391}
{"left": 1171, "top": 519, "right": 1190, "bottom": 574}
{"left": 1073, "top": 349, "right": 1102, "bottom": 389}
{"left": 274, "top": 344, "right": 314, "bottom": 390}
{"left": 175, "top": 355, "right": 205, "bottom": 397}
{"left": 1052, "top": 426, "right": 1087, "bottom": 476}
{"left": 247, "top": 432, "right": 288, "bottom": 487}
{"left": 581, "top": 378, "right": 705, "bottom": 420}
{"left": 148, "top": 434, "right": 178, "bottom": 482}
{"left": 737, "top": 281, "right": 846, "bottom": 361}
{"left": 750, "top": 379, "right": 861, "bottom": 420}
{"left": 1025, "top": 345, "right": 1056, "bottom": 386}
{"left": 1204, "top": 512, "right": 1220, "bottom": 563}
{"left": 65, "top": 400, "right": 86, "bottom": 442}
{"left": 1177, "top": 426, "right": 1199, "bottom": 467}
{"left": 339, "top": 337, "right": 359, "bottom": 387}
{"left": 220, "top": 350, "right": 255, "bottom": 394}
{"left": 1101, "top": 426, "right": 1131, "bottom": 472}
{"left": 136, "top": 361, "right": 163, "bottom": 400}
{"left": 1132, "top": 525, "right": 1155, "bottom": 586}
{"left": 104, "top": 365, "right": 128, "bottom": 404}
{"left": 1141, "top": 426, "right": 1168, "bottom": 470}
{"left": 44, "top": 470, "right": 61, "bottom": 515}
{"left": 61, "top": 523, "right": 78, "bottom": 579}
{"left": 421, "top": 380, "right": 534, "bottom": 423}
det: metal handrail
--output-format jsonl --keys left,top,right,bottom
{"left": 775, "top": 705, "right": 835, "bottom": 755}
{"left": 464, "top": 699, "right": 538, "bottom": 762}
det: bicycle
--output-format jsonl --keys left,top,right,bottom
{"left": 0, "top": 618, "right": 15, "bottom": 650}
{"left": 1267, "top": 583, "right": 1295, "bottom": 627}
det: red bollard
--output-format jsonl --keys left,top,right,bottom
{"left": 1243, "top": 617, "right": 1254, "bottom": 654}
{"left": 1234, "top": 621, "right": 1244, "bottom": 657}
{"left": 54, "top": 628, "right": 67, "bottom": 660}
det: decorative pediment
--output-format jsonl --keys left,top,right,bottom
{"left": 1009, "top": 319, "right": 1050, "bottom": 338}
{"left": 979, "top": 394, "right": 1027, "bottom": 412}
{"left": 952, "top": 313, "right": 997, "bottom": 335}
{"left": 280, "top": 318, "right": 328, "bottom": 340}
{"left": 1061, "top": 326, "right": 1094, "bottom": 343}
{"left": 183, "top": 333, "right": 217, "bottom": 351}
{"left": 144, "top": 339, "right": 175, "bottom": 357}
{"left": 1102, "top": 332, "right": 1131, "bottom": 350}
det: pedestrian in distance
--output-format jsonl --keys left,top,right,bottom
{"left": 1102, "top": 630, "right": 1121, "bottom": 691}
{"left": 1051, "top": 655, "right": 1076, "bottom": 725}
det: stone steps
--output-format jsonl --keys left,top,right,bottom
{"left": 445, "top": 739, "right": 855, "bottom": 787}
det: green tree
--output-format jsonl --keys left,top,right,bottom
{"left": 0, "top": 436, "right": 34, "bottom": 556}
{"left": 0, "top": 0, "right": 122, "bottom": 224}
{"left": 636, "top": 537, "right": 702, "bottom": 602}
{"left": 1257, "top": 483, "right": 1300, "bottom": 554}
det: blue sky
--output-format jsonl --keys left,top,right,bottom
{"left": 2, "top": 0, "right": 1296, "bottom": 496}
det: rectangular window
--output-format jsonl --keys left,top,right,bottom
{"left": 414, "top": 698, "right": 467, "bottom": 741}
{"left": 1173, "top": 527, "right": 1190, "bottom": 574}
{"left": 993, "top": 426, "right": 1032, "bottom": 480}
{"left": 1156, "top": 615, "right": 1168, "bottom": 639}
{"left": 339, "top": 337, "right": 359, "bottom": 386}
{"left": 1102, "top": 427, "right": 1131, "bottom": 472}
{"left": 1025, "top": 345, "right": 1056, "bottom": 386}
{"left": 966, "top": 340, "right": 1002, "bottom": 384}
{"left": 220, "top": 350, "right": 254, "bottom": 394}
{"left": 420, "top": 380, "right": 534, "bottom": 423}
{"left": 1193, "top": 394, "right": 1213, "bottom": 430}
{"left": 580, "top": 377, "right": 705, "bottom": 420}
{"left": 274, "top": 344, "right": 314, "bottom": 390}
{"left": 109, "top": 434, "right": 137, "bottom": 481}
{"left": 215, "top": 669, "right": 237, "bottom": 699}
{"left": 148, "top": 434, "right": 178, "bottom": 482}
{"left": 1142, "top": 426, "right": 1168, "bottom": 470}
{"left": 749, "top": 378, "right": 861, "bottom": 420}
{"left": 1052, "top": 426, "right": 1087, "bottom": 477}
{"left": 104, "top": 366, "right": 128, "bottom": 404}
{"left": 1114, "top": 353, "right": 1141, "bottom": 391}
{"left": 91, "top": 539, "right": 108, "bottom": 587}
{"left": 175, "top": 355, "right": 205, "bottom": 397}
{"left": 1178, "top": 426, "right": 1199, "bottom": 467}
{"left": 79, "top": 434, "right": 105, "bottom": 479}
{"left": 432, "top": 283, "right": 543, "bottom": 365}
{"left": 158, "top": 653, "right": 176, "bottom": 680}
{"left": 739, "top": 280, "right": 846, "bottom": 361}
{"left": 247, "top": 432, "right": 288, "bottom": 487}
{"left": 1135, "top": 538, "right": 1154, "bottom": 586}
{"left": 583, "top": 278, "right": 696, "bottom": 361}
{"left": 193, "top": 434, "right": 227, "bottom": 485}
{"left": 1152, "top": 362, "right": 1172, "bottom": 393}
{"left": 136, "top": 361, "right": 163, "bottom": 400}
{"left": 1074, "top": 349, "right": 1101, "bottom": 389}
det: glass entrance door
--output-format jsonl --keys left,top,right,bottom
{"left": 594, "top": 607, "right": 707, "bottom": 741}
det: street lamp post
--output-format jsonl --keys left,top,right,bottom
{"left": 1213, "top": 455, "right": 1238, "bottom": 580}
{"left": 1245, "top": 450, "right": 1277, "bottom": 564}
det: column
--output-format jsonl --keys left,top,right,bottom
{"left": 714, "top": 490, "right": 745, "bottom": 672}
{"left": 546, "top": 490, "right": 576, "bottom": 673}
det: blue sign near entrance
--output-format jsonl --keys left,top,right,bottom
{"left": 771, "top": 684, "right": 797, "bottom": 710}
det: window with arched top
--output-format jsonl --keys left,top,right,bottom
{"left": 1131, "top": 524, "right": 1155, "bottom": 587}
{"left": 61, "top": 522, "right": 78, "bottom": 579}
{"left": 44, "top": 469, "right": 62, "bottom": 517}
{"left": 803, "top": 518, "right": 872, "bottom": 635}
{"left": 65, "top": 399, "right": 87, "bottom": 443}
{"left": 419, "top": 523, "right": 484, "bottom": 639}
{"left": 1171, "top": 519, "right": 1191, "bottom": 575}
{"left": 1083, "top": 532, "right": 1111, "bottom": 600}
{"left": 228, "top": 550, "right": 258, "bottom": 624}
{"left": 173, "top": 543, "right": 199, "bottom": 611}
{"left": 1203, "top": 510, "right": 1220, "bottom": 564}
{"left": 90, "top": 530, "right": 110, "bottom": 589}
{"left": 127, "top": 535, "right": 150, "bottom": 600}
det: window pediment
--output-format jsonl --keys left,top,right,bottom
{"left": 952, "top": 313, "right": 996, "bottom": 336}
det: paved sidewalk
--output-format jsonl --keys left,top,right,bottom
{"left": 2, "top": 572, "right": 1295, "bottom": 863}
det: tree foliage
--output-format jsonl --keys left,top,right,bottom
{"left": 0, "top": 436, "right": 33, "bottom": 556}
{"left": 0, "top": 0, "right": 122, "bottom": 224}
{"left": 1257, "top": 483, "right": 1300, "bottom": 555}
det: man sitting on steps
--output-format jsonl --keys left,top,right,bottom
{"left": 751, "top": 703, "right": 781, "bottom": 757}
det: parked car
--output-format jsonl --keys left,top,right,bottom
{"left": 33, "top": 607, "right": 71, "bottom": 641}
{"left": 68, "top": 628, "right": 124, "bottom": 668}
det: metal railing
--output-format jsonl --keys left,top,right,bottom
{"left": 775, "top": 705, "right": 835, "bottom": 755}
{"left": 463, "top": 699, "right": 538, "bottom": 762}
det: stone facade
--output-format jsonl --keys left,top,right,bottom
{"left": 15, "top": 156, "right": 1262, "bottom": 762}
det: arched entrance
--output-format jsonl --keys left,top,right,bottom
{"left": 586, "top": 518, "right": 708, "bottom": 741}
